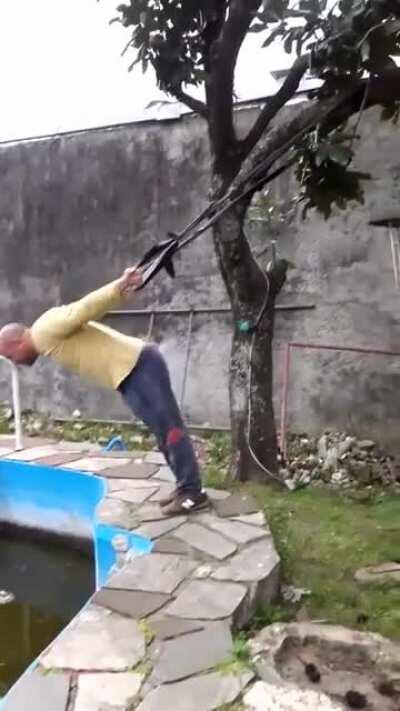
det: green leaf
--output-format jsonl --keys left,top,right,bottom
{"left": 284, "top": 31, "right": 294, "bottom": 54}
{"left": 262, "top": 25, "right": 284, "bottom": 47}
{"left": 249, "top": 21, "right": 268, "bottom": 33}
{"left": 328, "top": 144, "right": 353, "bottom": 166}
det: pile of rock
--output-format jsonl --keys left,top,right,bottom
{"left": 280, "top": 432, "right": 400, "bottom": 490}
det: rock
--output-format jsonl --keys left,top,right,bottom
{"left": 354, "top": 562, "right": 400, "bottom": 585}
{"left": 317, "top": 434, "right": 328, "bottom": 459}
{"left": 249, "top": 622, "right": 400, "bottom": 711}
{"left": 338, "top": 437, "right": 355, "bottom": 457}
{"left": 322, "top": 447, "right": 338, "bottom": 472}
{"left": 282, "top": 585, "right": 311, "bottom": 604}
{"left": 357, "top": 440, "right": 376, "bottom": 451}
{"left": 349, "top": 462, "right": 373, "bottom": 484}
{"left": 243, "top": 680, "right": 343, "bottom": 711}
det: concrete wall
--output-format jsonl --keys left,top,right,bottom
{"left": 0, "top": 107, "right": 399, "bottom": 446}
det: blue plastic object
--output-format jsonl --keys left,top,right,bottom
{"left": 102, "top": 435, "right": 127, "bottom": 452}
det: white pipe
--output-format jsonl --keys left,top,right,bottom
{"left": 0, "top": 356, "right": 23, "bottom": 451}
{"left": 389, "top": 226, "right": 400, "bottom": 289}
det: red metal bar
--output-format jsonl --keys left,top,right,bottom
{"left": 279, "top": 340, "right": 400, "bottom": 462}
{"left": 288, "top": 342, "right": 400, "bottom": 357}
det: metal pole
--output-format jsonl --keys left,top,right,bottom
{"left": 11, "top": 362, "right": 23, "bottom": 450}
{"left": 0, "top": 357, "right": 23, "bottom": 450}
{"left": 147, "top": 311, "right": 155, "bottom": 341}
{"left": 109, "top": 304, "right": 316, "bottom": 316}
{"left": 180, "top": 310, "right": 194, "bottom": 411}
{"left": 279, "top": 343, "right": 291, "bottom": 461}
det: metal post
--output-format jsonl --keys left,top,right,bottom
{"left": 279, "top": 343, "right": 291, "bottom": 461}
{"left": 147, "top": 311, "right": 155, "bottom": 341}
{"left": 180, "top": 310, "right": 194, "bottom": 411}
{"left": 0, "top": 356, "right": 23, "bottom": 451}
{"left": 388, "top": 225, "right": 400, "bottom": 289}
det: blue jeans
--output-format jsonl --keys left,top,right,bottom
{"left": 118, "top": 344, "right": 202, "bottom": 495}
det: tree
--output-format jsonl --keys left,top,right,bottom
{"left": 109, "top": 0, "right": 400, "bottom": 482}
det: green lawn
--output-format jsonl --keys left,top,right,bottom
{"left": 249, "top": 484, "right": 400, "bottom": 639}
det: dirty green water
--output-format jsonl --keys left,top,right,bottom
{"left": 0, "top": 530, "right": 94, "bottom": 696}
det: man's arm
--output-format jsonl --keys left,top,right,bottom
{"left": 32, "top": 269, "right": 143, "bottom": 342}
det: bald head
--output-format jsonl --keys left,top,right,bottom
{"left": 0, "top": 323, "right": 38, "bottom": 365}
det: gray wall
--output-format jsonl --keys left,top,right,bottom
{"left": 0, "top": 107, "right": 399, "bottom": 447}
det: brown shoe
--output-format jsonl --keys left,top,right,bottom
{"left": 162, "top": 491, "right": 209, "bottom": 517}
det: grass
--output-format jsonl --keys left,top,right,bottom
{"left": 250, "top": 483, "right": 400, "bottom": 640}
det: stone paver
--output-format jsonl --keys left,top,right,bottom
{"left": 145, "top": 452, "right": 166, "bottom": 465}
{"left": 166, "top": 580, "right": 247, "bottom": 620}
{"left": 93, "top": 588, "right": 170, "bottom": 618}
{"left": 1, "top": 669, "right": 70, "bottom": 711}
{"left": 233, "top": 512, "right": 266, "bottom": 527}
{"left": 8, "top": 445, "right": 61, "bottom": 461}
{"left": 34, "top": 452, "right": 84, "bottom": 467}
{"left": 41, "top": 605, "right": 145, "bottom": 671}
{"left": 151, "top": 465, "right": 176, "bottom": 483}
{"left": 174, "top": 522, "right": 237, "bottom": 560}
{"left": 151, "top": 622, "right": 232, "bottom": 683}
{"left": 135, "top": 670, "right": 253, "bottom": 711}
{"left": 110, "top": 487, "right": 158, "bottom": 505}
{"left": 108, "top": 478, "right": 161, "bottom": 492}
{"left": 100, "top": 462, "right": 158, "bottom": 479}
{"left": 148, "top": 617, "right": 204, "bottom": 640}
{"left": 198, "top": 513, "right": 267, "bottom": 544}
{"left": 136, "top": 503, "right": 173, "bottom": 522}
{"left": 74, "top": 672, "right": 144, "bottom": 711}
{"left": 152, "top": 536, "right": 189, "bottom": 555}
{"left": 212, "top": 493, "right": 259, "bottom": 518}
{"left": 149, "top": 482, "right": 176, "bottom": 502}
{"left": 135, "top": 516, "right": 186, "bottom": 540}
{"left": 204, "top": 488, "right": 231, "bottom": 500}
{"left": 96, "top": 498, "right": 139, "bottom": 529}
{"left": 212, "top": 539, "right": 280, "bottom": 583}
{"left": 108, "top": 553, "right": 196, "bottom": 594}
{"left": 64, "top": 457, "right": 130, "bottom": 472}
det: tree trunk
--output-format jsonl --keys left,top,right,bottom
{"left": 212, "top": 201, "right": 287, "bottom": 483}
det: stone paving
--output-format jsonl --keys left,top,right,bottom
{"left": 0, "top": 437, "right": 281, "bottom": 711}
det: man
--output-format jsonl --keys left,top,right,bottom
{"left": 0, "top": 267, "right": 208, "bottom": 516}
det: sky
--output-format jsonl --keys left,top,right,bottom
{"left": 0, "top": 1, "right": 290, "bottom": 142}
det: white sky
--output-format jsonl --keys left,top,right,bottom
{"left": 0, "top": 1, "right": 290, "bottom": 142}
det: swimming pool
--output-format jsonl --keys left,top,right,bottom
{"left": 0, "top": 458, "right": 152, "bottom": 700}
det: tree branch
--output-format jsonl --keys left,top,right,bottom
{"left": 206, "top": 0, "right": 261, "bottom": 171}
{"left": 241, "top": 56, "right": 309, "bottom": 160}
{"left": 234, "top": 68, "right": 400, "bottom": 196}
{"left": 171, "top": 87, "right": 208, "bottom": 118}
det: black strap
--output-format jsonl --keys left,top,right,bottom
{"left": 135, "top": 235, "right": 179, "bottom": 290}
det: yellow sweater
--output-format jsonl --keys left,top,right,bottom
{"left": 30, "top": 280, "right": 144, "bottom": 390}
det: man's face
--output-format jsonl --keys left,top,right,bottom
{"left": 0, "top": 337, "right": 37, "bottom": 366}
